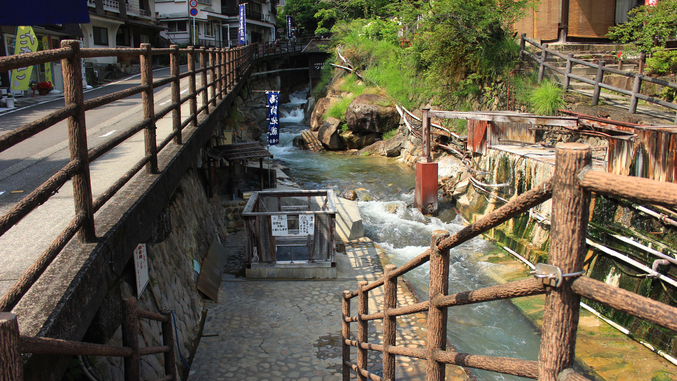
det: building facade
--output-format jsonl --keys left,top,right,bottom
{"left": 156, "top": 0, "right": 277, "bottom": 48}
{"left": 515, "top": 0, "right": 644, "bottom": 42}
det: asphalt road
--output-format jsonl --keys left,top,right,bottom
{"left": 0, "top": 65, "right": 197, "bottom": 297}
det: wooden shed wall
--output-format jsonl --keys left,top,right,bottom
{"left": 569, "top": 0, "right": 617, "bottom": 38}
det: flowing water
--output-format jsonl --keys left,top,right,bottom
{"left": 269, "top": 90, "right": 540, "bottom": 380}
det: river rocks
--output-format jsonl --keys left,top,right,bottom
{"left": 303, "top": 96, "right": 316, "bottom": 125}
{"left": 341, "top": 130, "right": 381, "bottom": 150}
{"left": 357, "top": 134, "right": 406, "bottom": 157}
{"left": 318, "top": 117, "right": 346, "bottom": 150}
{"left": 310, "top": 97, "right": 336, "bottom": 131}
{"left": 346, "top": 94, "right": 400, "bottom": 134}
{"left": 343, "top": 190, "right": 357, "bottom": 200}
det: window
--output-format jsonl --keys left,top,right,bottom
{"left": 167, "top": 21, "right": 187, "bottom": 32}
{"left": 93, "top": 26, "right": 108, "bottom": 46}
{"left": 140, "top": 35, "right": 149, "bottom": 43}
{"left": 204, "top": 21, "right": 214, "bottom": 37}
{"left": 116, "top": 26, "right": 131, "bottom": 46}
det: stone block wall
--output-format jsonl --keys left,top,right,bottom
{"left": 92, "top": 168, "right": 228, "bottom": 380}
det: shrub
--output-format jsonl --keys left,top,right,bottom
{"left": 530, "top": 81, "right": 565, "bottom": 116}
{"left": 647, "top": 49, "right": 677, "bottom": 76}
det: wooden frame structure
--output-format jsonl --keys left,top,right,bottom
{"left": 242, "top": 190, "right": 337, "bottom": 269}
{"left": 341, "top": 143, "right": 677, "bottom": 380}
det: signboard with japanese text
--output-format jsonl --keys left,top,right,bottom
{"left": 299, "top": 214, "right": 315, "bottom": 235}
{"left": 134, "top": 244, "right": 149, "bottom": 297}
{"left": 267, "top": 91, "right": 280, "bottom": 145}
{"left": 271, "top": 215, "right": 288, "bottom": 236}
{"left": 10, "top": 26, "right": 38, "bottom": 91}
{"left": 238, "top": 3, "right": 247, "bottom": 45}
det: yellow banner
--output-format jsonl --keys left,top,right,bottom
{"left": 41, "top": 36, "right": 53, "bottom": 85}
{"left": 10, "top": 26, "right": 38, "bottom": 91}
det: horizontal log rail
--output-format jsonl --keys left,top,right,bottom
{"left": 521, "top": 35, "right": 677, "bottom": 117}
{"left": 1, "top": 299, "right": 177, "bottom": 380}
{"left": 577, "top": 168, "right": 677, "bottom": 209}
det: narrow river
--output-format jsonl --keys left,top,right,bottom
{"left": 269, "top": 92, "right": 541, "bottom": 380}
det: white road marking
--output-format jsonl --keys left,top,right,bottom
{"left": 99, "top": 130, "right": 116, "bottom": 138}
{"left": 159, "top": 100, "right": 171, "bottom": 105}
{"left": 180, "top": 89, "right": 188, "bottom": 94}
{"left": 0, "top": 191, "right": 4, "bottom": 197}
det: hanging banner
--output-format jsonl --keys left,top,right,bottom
{"left": 267, "top": 91, "right": 280, "bottom": 145}
{"left": 238, "top": 3, "right": 247, "bottom": 45}
{"left": 287, "top": 15, "right": 293, "bottom": 39}
{"left": 10, "top": 26, "right": 38, "bottom": 91}
{"left": 41, "top": 36, "right": 53, "bottom": 85}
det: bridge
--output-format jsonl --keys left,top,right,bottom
{"left": 0, "top": 39, "right": 324, "bottom": 380}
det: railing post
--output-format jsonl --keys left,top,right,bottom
{"left": 564, "top": 54, "right": 573, "bottom": 91}
{"left": 592, "top": 61, "right": 606, "bottom": 106}
{"left": 187, "top": 46, "right": 198, "bottom": 126}
{"left": 209, "top": 48, "right": 216, "bottom": 107}
{"left": 422, "top": 108, "right": 431, "bottom": 163}
{"left": 426, "top": 230, "right": 450, "bottom": 381}
{"left": 161, "top": 308, "right": 177, "bottom": 380}
{"left": 519, "top": 33, "right": 526, "bottom": 61}
{"left": 140, "top": 43, "right": 158, "bottom": 173}
{"left": 342, "top": 291, "right": 351, "bottom": 381}
{"left": 200, "top": 48, "right": 209, "bottom": 114}
{"left": 122, "top": 296, "right": 140, "bottom": 381}
{"left": 357, "top": 281, "right": 369, "bottom": 381}
{"left": 61, "top": 40, "right": 96, "bottom": 242}
{"left": 0, "top": 313, "right": 23, "bottom": 380}
{"left": 170, "top": 44, "right": 182, "bottom": 145}
{"left": 538, "top": 143, "right": 591, "bottom": 381}
{"left": 220, "top": 48, "right": 226, "bottom": 98}
{"left": 630, "top": 73, "right": 642, "bottom": 114}
{"left": 383, "top": 265, "right": 398, "bottom": 381}
{"left": 538, "top": 45, "right": 548, "bottom": 84}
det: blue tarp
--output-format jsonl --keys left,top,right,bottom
{"left": 1, "top": 0, "right": 90, "bottom": 26}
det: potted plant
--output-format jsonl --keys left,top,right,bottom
{"left": 29, "top": 81, "right": 37, "bottom": 97}
{"left": 4, "top": 93, "right": 15, "bottom": 108}
{"left": 36, "top": 81, "right": 53, "bottom": 95}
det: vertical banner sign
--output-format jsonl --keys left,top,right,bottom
{"left": 41, "top": 36, "right": 53, "bottom": 85}
{"left": 238, "top": 3, "right": 247, "bottom": 45}
{"left": 287, "top": 15, "right": 293, "bottom": 39}
{"left": 10, "top": 26, "right": 38, "bottom": 91}
{"left": 271, "top": 215, "right": 288, "bottom": 236}
{"left": 299, "top": 214, "right": 315, "bottom": 235}
{"left": 267, "top": 91, "right": 280, "bottom": 145}
{"left": 134, "top": 244, "right": 149, "bottom": 297}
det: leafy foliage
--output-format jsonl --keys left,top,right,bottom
{"left": 530, "top": 81, "right": 565, "bottom": 116}
{"left": 283, "top": 0, "right": 393, "bottom": 36}
{"left": 647, "top": 49, "right": 677, "bottom": 76}
{"left": 608, "top": 0, "right": 677, "bottom": 56}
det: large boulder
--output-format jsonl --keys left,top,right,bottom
{"left": 357, "top": 134, "right": 405, "bottom": 157}
{"left": 318, "top": 117, "right": 346, "bottom": 150}
{"left": 309, "top": 97, "right": 336, "bottom": 131}
{"left": 346, "top": 94, "right": 400, "bottom": 134}
{"left": 341, "top": 130, "right": 381, "bottom": 150}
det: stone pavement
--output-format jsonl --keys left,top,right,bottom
{"left": 188, "top": 238, "right": 470, "bottom": 381}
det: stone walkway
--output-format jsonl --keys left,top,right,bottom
{"left": 188, "top": 238, "right": 470, "bottom": 380}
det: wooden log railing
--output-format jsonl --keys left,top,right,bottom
{"left": 0, "top": 39, "right": 307, "bottom": 313}
{"left": 520, "top": 34, "right": 677, "bottom": 119}
{"left": 341, "top": 143, "right": 677, "bottom": 380}
{"left": 0, "top": 296, "right": 176, "bottom": 380}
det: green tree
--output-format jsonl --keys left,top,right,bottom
{"left": 608, "top": 0, "right": 677, "bottom": 56}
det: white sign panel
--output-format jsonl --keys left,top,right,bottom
{"left": 134, "top": 244, "right": 149, "bottom": 297}
{"left": 271, "top": 215, "right": 288, "bottom": 236}
{"left": 299, "top": 214, "right": 315, "bottom": 235}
